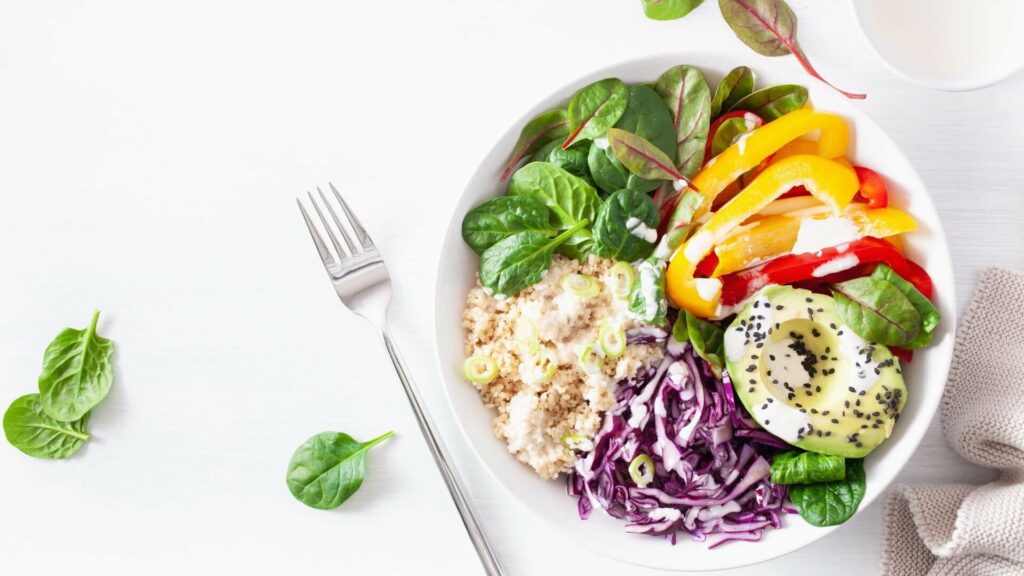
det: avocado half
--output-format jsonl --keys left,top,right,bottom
{"left": 725, "top": 285, "right": 907, "bottom": 458}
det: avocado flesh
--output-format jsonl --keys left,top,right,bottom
{"left": 725, "top": 285, "right": 907, "bottom": 458}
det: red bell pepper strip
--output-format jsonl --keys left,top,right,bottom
{"left": 853, "top": 166, "right": 888, "bottom": 208}
{"left": 719, "top": 237, "right": 934, "bottom": 306}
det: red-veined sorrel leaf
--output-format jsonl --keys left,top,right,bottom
{"left": 606, "top": 128, "right": 685, "bottom": 182}
{"left": 562, "top": 78, "right": 629, "bottom": 149}
{"left": 654, "top": 65, "right": 711, "bottom": 180}
{"left": 500, "top": 109, "right": 569, "bottom": 181}
{"left": 718, "top": 0, "right": 866, "bottom": 99}
{"left": 711, "top": 66, "right": 755, "bottom": 118}
{"left": 643, "top": 0, "right": 704, "bottom": 21}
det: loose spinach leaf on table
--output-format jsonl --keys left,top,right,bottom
{"left": 789, "top": 459, "right": 866, "bottom": 527}
{"left": 628, "top": 257, "right": 668, "bottom": 326}
{"left": 4, "top": 394, "right": 90, "bottom": 459}
{"left": 500, "top": 108, "right": 569, "bottom": 181}
{"left": 480, "top": 222, "right": 589, "bottom": 296}
{"left": 830, "top": 277, "right": 922, "bottom": 347}
{"left": 871, "top": 264, "right": 940, "bottom": 349}
{"left": 711, "top": 65, "right": 755, "bottom": 119}
{"left": 717, "top": 0, "right": 865, "bottom": 99}
{"left": 727, "top": 84, "right": 808, "bottom": 121}
{"left": 642, "top": 0, "right": 704, "bottom": 20}
{"left": 286, "top": 430, "right": 394, "bottom": 510}
{"left": 654, "top": 65, "right": 711, "bottom": 179}
{"left": 508, "top": 162, "right": 601, "bottom": 259}
{"left": 461, "top": 196, "right": 555, "bottom": 255}
{"left": 38, "top": 310, "right": 115, "bottom": 422}
{"left": 770, "top": 450, "right": 846, "bottom": 485}
{"left": 672, "top": 311, "right": 725, "bottom": 376}
{"left": 606, "top": 128, "right": 685, "bottom": 182}
{"left": 563, "top": 78, "right": 629, "bottom": 149}
{"left": 592, "top": 189, "right": 660, "bottom": 262}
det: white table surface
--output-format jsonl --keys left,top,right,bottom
{"left": 2, "top": 1, "right": 1022, "bottom": 574}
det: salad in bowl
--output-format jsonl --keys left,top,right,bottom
{"left": 437, "top": 55, "right": 953, "bottom": 570}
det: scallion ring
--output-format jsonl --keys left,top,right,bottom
{"left": 561, "top": 273, "right": 601, "bottom": 299}
{"left": 515, "top": 317, "right": 540, "bottom": 355}
{"left": 463, "top": 355, "right": 498, "bottom": 385}
{"left": 519, "top": 347, "right": 557, "bottom": 385}
{"left": 629, "top": 453, "right": 655, "bottom": 488}
{"left": 561, "top": 434, "right": 595, "bottom": 452}
{"left": 608, "top": 262, "right": 635, "bottom": 300}
{"left": 578, "top": 341, "right": 605, "bottom": 375}
{"left": 599, "top": 321, "right": 627, "bottom": 358}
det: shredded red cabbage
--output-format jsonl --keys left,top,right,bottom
{"left": 568, "top": 339, "right": 791, "bottom": 548}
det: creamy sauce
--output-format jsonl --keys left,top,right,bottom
{"left": 593, "top": 136, "right": 609, "bottom": 150}
{"left": 626, "top": 217, "right": 658, "bottom": 243}
{"left": 684, "top": 230, "right": 714, "bottom": 262}
{"left": 791, "top": 217, "right": 859, "bottom": 255}
{"left": 694, "top": 277, "right": 722, "bottom": 301}
{"left": 811, "top": 254, "right": 860, "bottom": 278}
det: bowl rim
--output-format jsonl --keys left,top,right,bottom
{"left": 432, "top": 52, "right": 957, "bottom": 571}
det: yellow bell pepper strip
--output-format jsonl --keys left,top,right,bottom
{"left": 711, "top": 204, "right": 918, "bottom": 276}
{"left": 667, "top": 154, "right": 859, "bottom": 318}
{"left": 688, "top": 109, "right": 850, "bottom": 220}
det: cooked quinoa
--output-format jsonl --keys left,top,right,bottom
{"left": 462, "top": 254, "right": 663, "bottom": 479}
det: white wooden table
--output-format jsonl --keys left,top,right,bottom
{"left": 1, "top": 1, "right": 1021, "bottom": 574}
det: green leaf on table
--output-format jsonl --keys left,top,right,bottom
{"left": 480, "top": 223, "right": 589, "bottom": 296}
{"left": 592, "top": 189, "right": 660, "bottom": 262}
{"left": 642, "top": 0, "right": 704, "bottom": 20}
{"left": 500, "top": 108, "right": 569, "bottom": 181}
{"left": 508, "top": 162, "right": 601, "bottom": 259}
{"left": 770, "top": 450, "right": 846, "bottom": 485}
{"left": 4, "top": 394, "right": 90, "bottom": 459}
{"left": 38, "top": 310, "right": 115, "bottom": 422}
{"left": 717, "top": 0, "right": 865, "bottom": 99}
{"left": 871, "top": 264, "right": 941, "bottom": 349}
{"left": 461, "top": 196, "right": 555, "bottom": 255}
{"left": 789, "top": 459, "right": 866, "bottom": 526}
{"left": 672, "top": 311, "right": 725, "bottom": 375}
{"left": 711, "top": 66, "right": 755, "bottom": 119}
{"left": 563, "top": 78, "right": 629, "bottom": 149}
{"left": 654, "top": 65, "right": 711, "bottom": 178}
{"left": 830, "top": 277, "right": 923, "bottom": 347}
{"left": 286, "top": 430, "right": 394, "bottom": 510}
{"left": 607, "top": 128, "right": 684, "bottom": 182}
{"left": 728, "top": 84, "right": 808, "bottom": 121}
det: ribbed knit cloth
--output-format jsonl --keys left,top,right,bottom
{"left": 881, "top": 268, "right": 1024, "bottom": 576}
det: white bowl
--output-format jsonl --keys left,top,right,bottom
{"left": 433, "top": 54, "right": 956, "bottom": 571}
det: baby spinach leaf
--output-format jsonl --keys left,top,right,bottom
{"left": 461, "top": 196, "right": 555, "bottom": 255}
{"left": 770, "top": 450, "right": 846, "bottom": 485}
{"left": 830, "top": 277, "right": 922, "bottom": 347}
{"left": 4, "top": 394, "right": 90, "bottom": 459}
{"left": 871, "top": 264, "right": 940, "bottom": 349}
{"left": 507, "top": 162, "right": 601, "bottom": 258}
{"left": 728, "top": 84, "right": 807, "bottom": 121}
{"left": 711, "top": 66, "right": 755, "bottom": 119}
{"left": 563, "top": 78, "right": 629, "bottom": 149}
{"left": 673, "top": 311, "right": 725, "bottom": 376}
{"left": 655, "top": 65, "right": 711, "bottom": 178}
{"left": 531, "top": 139, "right": 561, "bottom": 164}
{"left": 546, "top": 141, "right": 592, "bottom": 182}
{"left": 607, "top": 128, "right": 685, "bottom": 182}
{"left": 592, "top": 189, "right": 660, "bottom": 262}
{"left": 286, "top": 430, "right": 394, "bottom": 510}
{"left": 500, "top": 109, "right": 569, "bottom": 181}
{"left": 643, "top": 0, "right": 704, "bottom": 20}
{"left": 628, "top": 257, "right": 668, "bottom": 326}
{"left": 480, "top": 222, "right": 588, "bottom": 296}
{"left": 717, "top": 0, "right": 865, "bottom": 99}
{"left": 789, "top": 458, "right": 866, "bottom": 526}
{"left": 588, "top": 143, "right": 629, "bottom": 194}
{"left": 38, "top": 310, "right": 115, "bottom": 422}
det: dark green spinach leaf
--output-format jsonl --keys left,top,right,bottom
{"left": 655, "top": 65, "right": 711, "bottom": 178}
{"left": 563, "top": 78, "right": 629, "bottom": 149}
{"left": 480, "top": 222, "right": 589, "bottom": 296}
{"left": 592, "top": 190, "right": 660, "bottom": 262}
{"left": 286, "top": 430, "right": 394, "bottom": 510}
{"left": 831, "top": 277, "right": 922, "bottom": 347}
{"left": 643, "top": 0, "right": 704, "bottom": 20}
{"left": 711, "top": 66, "right": 755, "bottom": 119}
{"left": 4, "top": 394, "right": 90, "bottom": 459}
{"left": 546, "top": 141, "right": 592, "bottom": 181}
{"left": 500, "top": 109, "right": 569, "bottom": 181}
{"left": 38, "top": 310, "right": 114, "bottom": 422}
{"left": 770, "top": 450, "right": 846, "bottom": 485}
{"left": 871, "top": 264, "right": 940, "bottom": 349}
{"left": 789, "top": 458, "right": 866, "bottom": 526}
{"left": 507, "top": 162, "right": 601, "bottom": 259}
{"left": 728, "top": 84, "right": 808, "bottom": 120}
{"left": 461, "top": 196, "right": 555, "bottom": 255}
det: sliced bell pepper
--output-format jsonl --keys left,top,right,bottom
{"left": 666, "top": 154, "right": 859, "bottom": 318}
{"left": 711, "top": 204, "right": 917, "bottom": 276}
{"left": 688, "top": 108, "right": 851, "bottom": 219}
{"left": 718, "top": 237, "right": 933, "bottom": 307}
{"left": 853, "top": 166, "right": 888, "bottom": 208}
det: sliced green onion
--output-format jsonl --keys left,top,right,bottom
{"left": 608, "top": 262, "right": 635, "bottom": 300}
{"left": 578, "top": 341, "right": 605, "bottom": 375}
{"left": 561, "top": 433, "right": 595, "bottom": 452}
{"left": 463, "top": 355, "right": 498, "bottom": 385}
{"left": 514, "top": 317, "right": 540, "bottom": 355}
{"left": 629, "top": 453, "right": 655, "bottom": 488}
{"left": 561, "top": 273, "right": 601, "bottom": 299}
{"left": 599, "top": 321, "right": 627, "bottom": 358}
{"left": 520, "top": 347, "right": 557, "bottom": 385}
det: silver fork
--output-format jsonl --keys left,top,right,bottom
{"left": 297, "top": 184, "right": 505, "bottom": 576}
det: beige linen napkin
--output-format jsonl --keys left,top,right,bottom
{"left": 881, "top": 267, "right": 1024, "bottom": 576}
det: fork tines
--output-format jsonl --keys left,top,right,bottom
{"left": 297, "top": 183, "right": 373, "bottom": 266}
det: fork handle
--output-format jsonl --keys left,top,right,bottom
{"left": 379, "top": 326, "right": 506, "bottom": 576}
